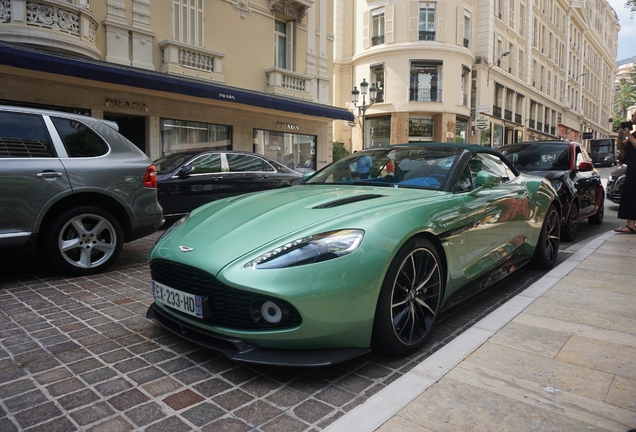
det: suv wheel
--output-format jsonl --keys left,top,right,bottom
{"left": 47, "top": 206, "right": 123, "bottom": 276}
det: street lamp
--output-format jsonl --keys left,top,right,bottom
{"left": 351, "top": 78, "right": 378, "bottom": 148}
{"left": 486, "top": 50, "right": 510, "bottom": 86}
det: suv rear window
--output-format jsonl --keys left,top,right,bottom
{"left": 51, "top": 117, "right": 109, "bottom": 158}
{"left": 0, "top": 112, "right": 55, "bottom": 158}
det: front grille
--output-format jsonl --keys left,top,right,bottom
{"left": 150, "top": 260, "right": 302, "bottom": 330}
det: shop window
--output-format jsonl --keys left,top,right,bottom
{"left": 253, "top": 130, "right": 316, "bottom": 173}
{"left": 370, "top": 64, "right": 385, "bottom": 103}
{"left": 160, "top": 119, "right": 231, "bottom": 155}
{"left": 455, "top": 118, "right": 468, "bottom": 143}
{"left": 366, "top": 116, "right": 391, "bottom": 148}
{"left": 409, "top": 117, "right": 433, "bottom": 142}
{"left": 410, "top": 61, "right": 442, "bottom": 102}
{"left": 419, "top": 3, "right": 436, "bottom": 41}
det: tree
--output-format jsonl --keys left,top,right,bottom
{"left": 332, "top": 141, "right": 350, "bottom": 162}
{"left": 613, "top": 78, "right": 636, "bottom": 131}
{"left": 626, "top": 0, "right": 636, "bottom": 15}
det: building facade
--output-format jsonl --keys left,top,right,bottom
{"left": 0, "top": 0, "right": 352, "bottom": 170}
{"left": 333, "top": 0, "right": 620, "bottom": 150}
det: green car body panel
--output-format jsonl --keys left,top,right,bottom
{"left": 147, "top": 143, "right": 560, "bottom": 365}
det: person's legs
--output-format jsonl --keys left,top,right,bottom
{"left": 615, "top": 220, "right": 636, "bottom": 233}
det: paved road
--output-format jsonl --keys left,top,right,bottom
{"left": 0, "top": 171, "right": 623, "bottom": 430}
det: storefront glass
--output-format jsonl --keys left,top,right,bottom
{"left": 409, "top": 116, "right": 434, "bottom": 142}
{"left": 160, "top": 119, "right": 231, "bottom": 155}
{"left": 455, "top": 118, "right": 468, "bottom": 143}
{"left": 366, "top": 116, "right": 391, "bottom": 148}
{"left": 253, "top": 130, "right": 316, "bottom": 173}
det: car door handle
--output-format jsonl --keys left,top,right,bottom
{"left": 37, "top": 171, "right": 64, "bottom": 180}
{"left": 259, "top": 175, "right": 269, "bottom": 178}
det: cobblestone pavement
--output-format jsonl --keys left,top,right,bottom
{"left": 0, "top": 232, "right": 566, "bottom": 431}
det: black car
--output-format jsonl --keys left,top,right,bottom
{"left": 498, "top": 141, "right": 604, "bottom": 241}
{"left": 154, "top": 150, "right": 303, "bottom": 220}
{"left": 606, "top": 164, "right": 627, "bottom": 204}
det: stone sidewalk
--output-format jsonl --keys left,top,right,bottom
{"left": 326, "top": 230, "right": 636, "bottom": 432}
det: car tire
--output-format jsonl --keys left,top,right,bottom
{"left": 371, "top": 237, "right": 443, "bottom": 356}
{"left": 533, "top": 203, "right": 560, "bottom": 270}
{"left": 561, "top": 201, "right": 578, "bottom": 241}
{"left": 47, "top": 206, "right": 123, "bottom": 276}
{"left": 588, "top": 193, "right": 604, "bottom": 225}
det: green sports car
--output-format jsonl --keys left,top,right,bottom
{"left": 146, "top": 143, "right": 561, "bottom": 366}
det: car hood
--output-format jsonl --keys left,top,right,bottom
{"left": 150, "top": 185, "right": 440, "bottom": 273}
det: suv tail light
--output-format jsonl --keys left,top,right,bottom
{"left": 143, "top": 165, "right": 157, "bottom": 188}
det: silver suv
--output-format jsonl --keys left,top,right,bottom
{"left": 0, "top": 105, "right": 163, "bottom": 275}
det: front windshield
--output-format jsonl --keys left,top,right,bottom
{"left": 499, "top": 144, "right": 570, "bottom": 171}
{"left": 305, "top": 146, "right": 463, "bottom": 190}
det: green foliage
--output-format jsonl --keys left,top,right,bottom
{"left": 332, "top": 141, "right": 350, "bottom": 162}
{"left": 626, "top": 0, "right": 636, "bottom": 15}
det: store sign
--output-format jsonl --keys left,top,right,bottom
{"left": 277, "top": 122, "right": 300, "bottom": 130}
{"left": 474, "top": 115, "right": 490, "bottom": 130}
{"left": 105, "top": 99, "right": 148, "bottom": 111}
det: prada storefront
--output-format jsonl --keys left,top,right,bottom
{"left": 0, "top": 43, "right": 352, "bottom": 170}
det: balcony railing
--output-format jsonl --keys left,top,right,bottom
{"left": 372, "top": 35, "right": 385, "bottom": 46}
{"left": 544, "top": 124, "right": 550, "bottom": 133}
{"left": 515, "top": 113, "right": 522, "bottom": 124}
{"left": 0, "top": 0, "right": 100, "bottom": 58}
{"left": 504, "top": 109, "right": 512, "bottom": 121}
{"left": 265, "top": 67, "right": 312, "bottom": 99}
{"left": 529, "top": 119, "right": 535, "bottom": 129}
{"left": 537, "top": 121, "right": 543, "bottom": 130}
{"left": 419, "top": 31, "right": 435, "bottom": 41}
{"left": 493, "top": 106, "right": 502, "bottom": 118}
{"left": 159, "top": 40, "right": 226, "bottom": 82}
{"left": 410, "top": 89, "right": 442, "bottom": 102}
{"left": 463, "top": 38, "right": 469, "bottom": 48}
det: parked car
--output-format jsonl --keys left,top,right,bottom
{"left": 606, "top": 164, "right": 627, "bottom": 204}
{"left": 0, "top": 105, "right": 163, "bottom": 275}
{"left": 498, "top": 140, "right": 604, "bottom": 242}
{"left": 146, "top": 143, "right": 561, "bottom": 366}
{"left": 154, "top": 150, "right": 303, "bottom": 221}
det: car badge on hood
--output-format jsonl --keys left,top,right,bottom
{"left": 179, "top": 246, "right": 195, "bottom": 253}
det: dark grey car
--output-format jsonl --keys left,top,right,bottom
{"left": 0, "top": 105, "right": 163, "bottom": 275}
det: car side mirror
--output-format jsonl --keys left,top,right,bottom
{"left": 578, "top": 161, "right": 593, "bottom": 172}
{"left": 468, "top": 171, "right": 501, "bottom": 196}
{"left": 178, "top": 165, "right": 195, "bottom": 176}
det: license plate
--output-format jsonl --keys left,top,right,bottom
{"left": 152, "top": 281, "right": 203, "bottom": 319}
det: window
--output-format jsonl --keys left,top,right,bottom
{"left": 275, "top": 20, "right": 293, "bottom": 69}
{"left": 461, "top": 67, "right": 470, "bottom": 107}
{"left": 372, "top": 8, "right": 385, "bottom": 46}
{"left": 509, "top": 0, "right": 515, "bottom": 29}
{"left": 253, "top": 130, "right": 316, "bottom": 173}
{"left": 366, "top": 116, "right": 391, "bottom": 148}
{"left": 51, "top": 117, "right": 109, "bottom": 158}
{"left": 0, "top": 112, "right": 54, "bottom": 158}
{"left": 463, "top": 13, "right": 471, "bottom": 48}
{"left": 370, "top": 64, "right": 385, "bottom": 103}
{"left": 173, "top": 0, "right": 204, "bottom": 47}
{"left": 409, "top": 117, "right": 434, "bottom": 142}
{"left": 410, "top": 61, "right": 442, "bottom": 102}
{"left": 519, "top": 3, "right": 525, "bottom": 37}
{"left": 188, "top": 153, "right": 222, "bottom": 174}
{"left": 419, "top": 3, "right": 435, "bottom": 41}
{"left": 161, "top": 119, "right": 231, "bottom": 155}
{"left": 227, "top": 154, "right": 275, "bottom": 173}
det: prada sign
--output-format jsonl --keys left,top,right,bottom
{"left": 105, "top": 98, "right": 149, "bottom": 111}
{"left": 277, "top": 122, "right": 300, "bottom": 130}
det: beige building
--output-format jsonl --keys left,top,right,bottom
{"left": 0, "top": 0, "right": 352, "bottom": 170}
{"left": 333, "top": 0, "right": 620, "bottom": 150}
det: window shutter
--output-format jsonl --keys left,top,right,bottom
{"left": 457, "top": 7, "right": 463, "bottom": 46}
{"left": 363, "top": 10, "right": 370, "bottom": 49}
{"left": 385, "top": 4, "right": 394, "bottom": 44}
{"left": 409, "top": 0, "right": 419, "bottom": 41}
{"left": 437, "top": 2, "right": 446, "bottom": 42}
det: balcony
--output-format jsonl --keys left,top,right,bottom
{"left": 372, "top": 35, "right": 384, "bottom": 46}
{"left": 265, "top": 67, "right": 312, "bottom": 99}
{"left": 537, "top": 121, "right": 543, "bottom": 130}
{"left": 0, "top": 0, "right": 100, "bottom": 59}
{"left": 504, "top": 109, "right": 512, "bottom": 121}
{"left": 159, "top": 40, "right": 226, "bottom": 83}
{"left": 529, "top": 119, "right": 535, "bottom": 129}
{"left": 419, "top": 31, "right": 435, "bottom": 41}
{"left": 515, "top": 113, "right": 522, "bottom": 124}
{"left": 493, "top": 106, "right": 502, "bottom": 118}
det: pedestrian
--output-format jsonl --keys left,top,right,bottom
{"left": 357, "top": 154, "right": 372, "bottom": 179}
{"left": 614, "top": 113, "right": 636, "bottom": 234}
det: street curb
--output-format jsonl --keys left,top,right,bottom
{"left": 323, "top": 230, "right": 617, "bottom": 432}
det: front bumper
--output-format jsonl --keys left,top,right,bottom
{"left": 146, "top": 303, "right": 371, "bottom": 366}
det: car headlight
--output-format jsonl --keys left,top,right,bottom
{"left": 155, "top": 214, "right": 190, "bottom": 245}
{"left": 550, "top": 179, "right": 562, "bottom": 192}
{"left": 245, "top": 229, "right": 364, "bottom": 269}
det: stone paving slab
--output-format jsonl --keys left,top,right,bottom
{"left": 0, "top": 230, "right": 561, "bottom": 431}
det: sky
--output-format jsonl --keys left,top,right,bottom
{"left": 608, "top": 0, "right": 636, "bottom": 61}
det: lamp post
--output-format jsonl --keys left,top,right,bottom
{"left": 486, "top": 50, "right": 510, "bottom": 86}
{"left": 351, "top": 78, "right": 378, "bottom": 149}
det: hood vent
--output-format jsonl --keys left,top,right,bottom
{"left": 313, "top": 194, "right": 385, "bottom": 209}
